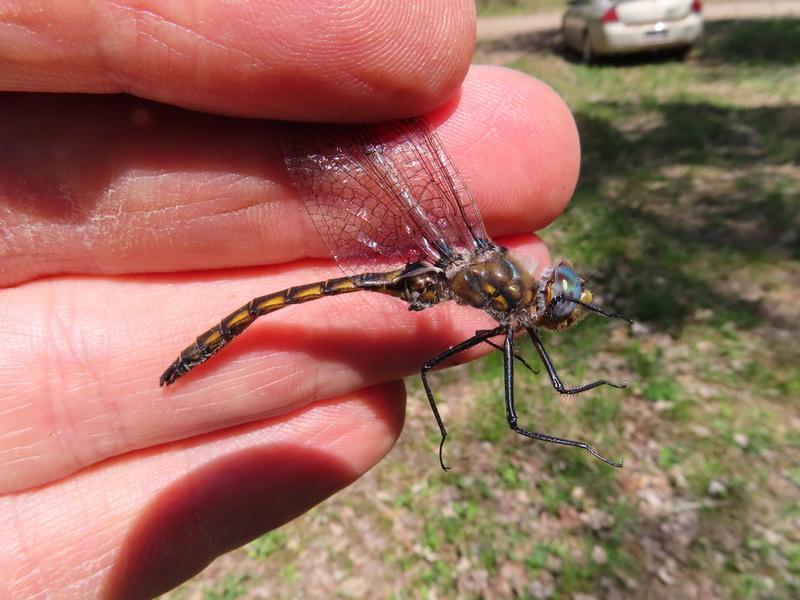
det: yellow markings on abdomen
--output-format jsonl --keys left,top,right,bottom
{"left": 251, "top": 277, "right": 360, "bottom": 315}
{"left": 325, "top": 278, "right": 359, "bottom": 293}
{"left": 198, "top": 328, "right": 224, "bottom": 350}
{"left": 254, "top": 293, "right": 287, "bottom": 313}
{"left": 163, "top": 273, "right": 390, "bottom": 386}
{"left": 288, "top": 283, "right": 324, "bottom": 301}
{"left": 222, "top": 308, "right": 252, "bottom": 330}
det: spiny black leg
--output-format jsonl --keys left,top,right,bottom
{"left": 482, "top": 338, "right": 539, "bottom": 374}
{"left": 503, "top": 331, "right": 623, "bottom": 468}
{"left": 421, "top": 325, "right": 506, "bottom": 470}
{"left": 527, "top": 327, "right": 626, "bottom": 394}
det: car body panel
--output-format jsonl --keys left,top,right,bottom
{"left": 615, "top": 0, "right": 692, "bottom": 25}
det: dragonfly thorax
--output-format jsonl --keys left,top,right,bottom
{"left": 443, "top": 249, "right": 594, "bottom": 332}
{"left": 447, "top": 248, "right": 537, "bottom": 322}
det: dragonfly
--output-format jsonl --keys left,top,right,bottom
{"left": 160, "top": 117, "right": 630, "bottom": 469}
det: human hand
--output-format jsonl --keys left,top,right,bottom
{"left": 0, "top": 1, "right": 580, "bottom": 596}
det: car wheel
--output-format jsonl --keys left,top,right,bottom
{"left": 581, "top": 33, "right": 594, "bottom": 64}
{"left": 560, "top": 26, "right": 581, "bottom": 62}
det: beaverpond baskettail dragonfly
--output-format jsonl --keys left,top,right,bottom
{"left": 160, "top": 118, "right": 630, "bottom": 469}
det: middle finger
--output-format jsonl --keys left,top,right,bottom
{"left": 1, "top": 66, "right": 580, "bottom": 287}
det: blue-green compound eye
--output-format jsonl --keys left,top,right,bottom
{"left": 549, "top": 265, "right": 583, "bottom": 319}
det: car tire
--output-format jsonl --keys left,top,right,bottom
{"left": 560, "top": 25, "right": 581, "bottom": 62}
{"left": 581, "top": 33, "right": 594, "bottom": 65}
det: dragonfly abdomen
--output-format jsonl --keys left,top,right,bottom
{"left": 159, "top": 276, "right": 362, "bottom": 386}
{"left": 159, "top": 266, "right": 439, "bottom": 386}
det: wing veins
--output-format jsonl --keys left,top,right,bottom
{"left": 274, "top": 118, "right": 488, "bottom": 278}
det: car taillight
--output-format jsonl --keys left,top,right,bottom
{"left": 601, "top": 6, "right": 619, "bottom": 23}
{"left": 691, "top": 0, "right": 702, "bottom": 13}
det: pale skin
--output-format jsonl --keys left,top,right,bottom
{"left": 0, "top": 1, "right": 581, "bottom": 597}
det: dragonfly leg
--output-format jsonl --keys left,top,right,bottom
{"left": 527, "top": 327, "right": 627, "bottom": 394}
{"left": 482, "top": 338, "right": 539, "bottom": 374}
{"left": 421, "top": 325, "right": 506, "bottom": 470}
{"left": 503, "top": 330, "right": 623, "bottom": 468}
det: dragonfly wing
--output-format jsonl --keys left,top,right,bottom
{"left": 275, "top": 118, "right": 488, "bottom": 277}
{"left": 375, "top": 119, "right": 488, "bottom": 254}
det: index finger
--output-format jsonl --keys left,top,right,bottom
{"left": 0, "top": 0, "right": 475, "bottom": 120}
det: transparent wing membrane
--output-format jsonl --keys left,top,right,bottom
{"left": 274, "top": 118, "right": 488, "bottom": 276}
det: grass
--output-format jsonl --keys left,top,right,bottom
{"left": 476, "top": 0, "right": 567, "bottom": 17}
{"left": 202, "top": 574, "right": 249, "bottom": 600}
{"left": 164, "top": 17, "right": 800, "bottom": 600}
{"left": 246, "top": 531, "right": 287, "bottom": 561}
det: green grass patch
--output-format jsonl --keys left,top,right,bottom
{"left": 497, "top": 460, "right": 524, "bottom": 488}
{"left": 203, "top": 574, "right": 249, "bottom": 600}
{"left": 658, "top": 444, "right": 688, "bottom": 470}
{"left": 578, "top": 391, "right": 621, "bottom": 425}
{"left": 701, "top": 19, "right": 800, "bottom": 66}
{"left": 246, "top": 531, "right": 287, "bottom": 561}
{"left": 278, "top": 564, "right": 300, "bottom": 585}
{"left": 473, "top": 390, "right": 508, "bottom": 443}
{"left": 476, "top": 0, "right": 566, "bottom": 16}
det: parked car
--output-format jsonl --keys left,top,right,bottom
{"left": 562, "top": 0, "right": 704, "bottom": 62}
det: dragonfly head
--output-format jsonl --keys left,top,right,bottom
{"left": 537, "top": 260, "right": 632, "bottom": 331}
{"left": 538, "top": 261, "right": 593, "bottom": 331}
